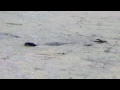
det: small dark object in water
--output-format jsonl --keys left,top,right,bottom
{"left": 57, "top": 53, "right": 66, "bottom": 55}
{"left": 24, "top": 42, "right": 37, "bottom": 47}
{"left": 85, "top": 44, "right": 92, "bottom": 46}
{"left": 62, "top": 53, "right": 66, "bottom": 55}
{"left": 94, "top": 39, "right": 107, "bottom": 44}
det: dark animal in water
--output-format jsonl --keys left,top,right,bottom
{"left": 24, "top": 42, "right": 37, "bottom": 47}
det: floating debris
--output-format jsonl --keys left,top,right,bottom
{"left": 4, "top": 33, "right": 21, "bottom": 38}
{"left": 0, "top": 32, "right": 21, "bottom": 38}
{"left": 24, "top": 42, "right": 37, "bottom": 47}
{"left": 94, "top": 39, "right": 107, "bottom": 44}
{"left": 6, "top": 23, "right": 22, "bottom": 26}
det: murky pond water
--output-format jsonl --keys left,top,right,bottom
{"left": 0, "top": 11, "right": 120, "bottom": 79}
